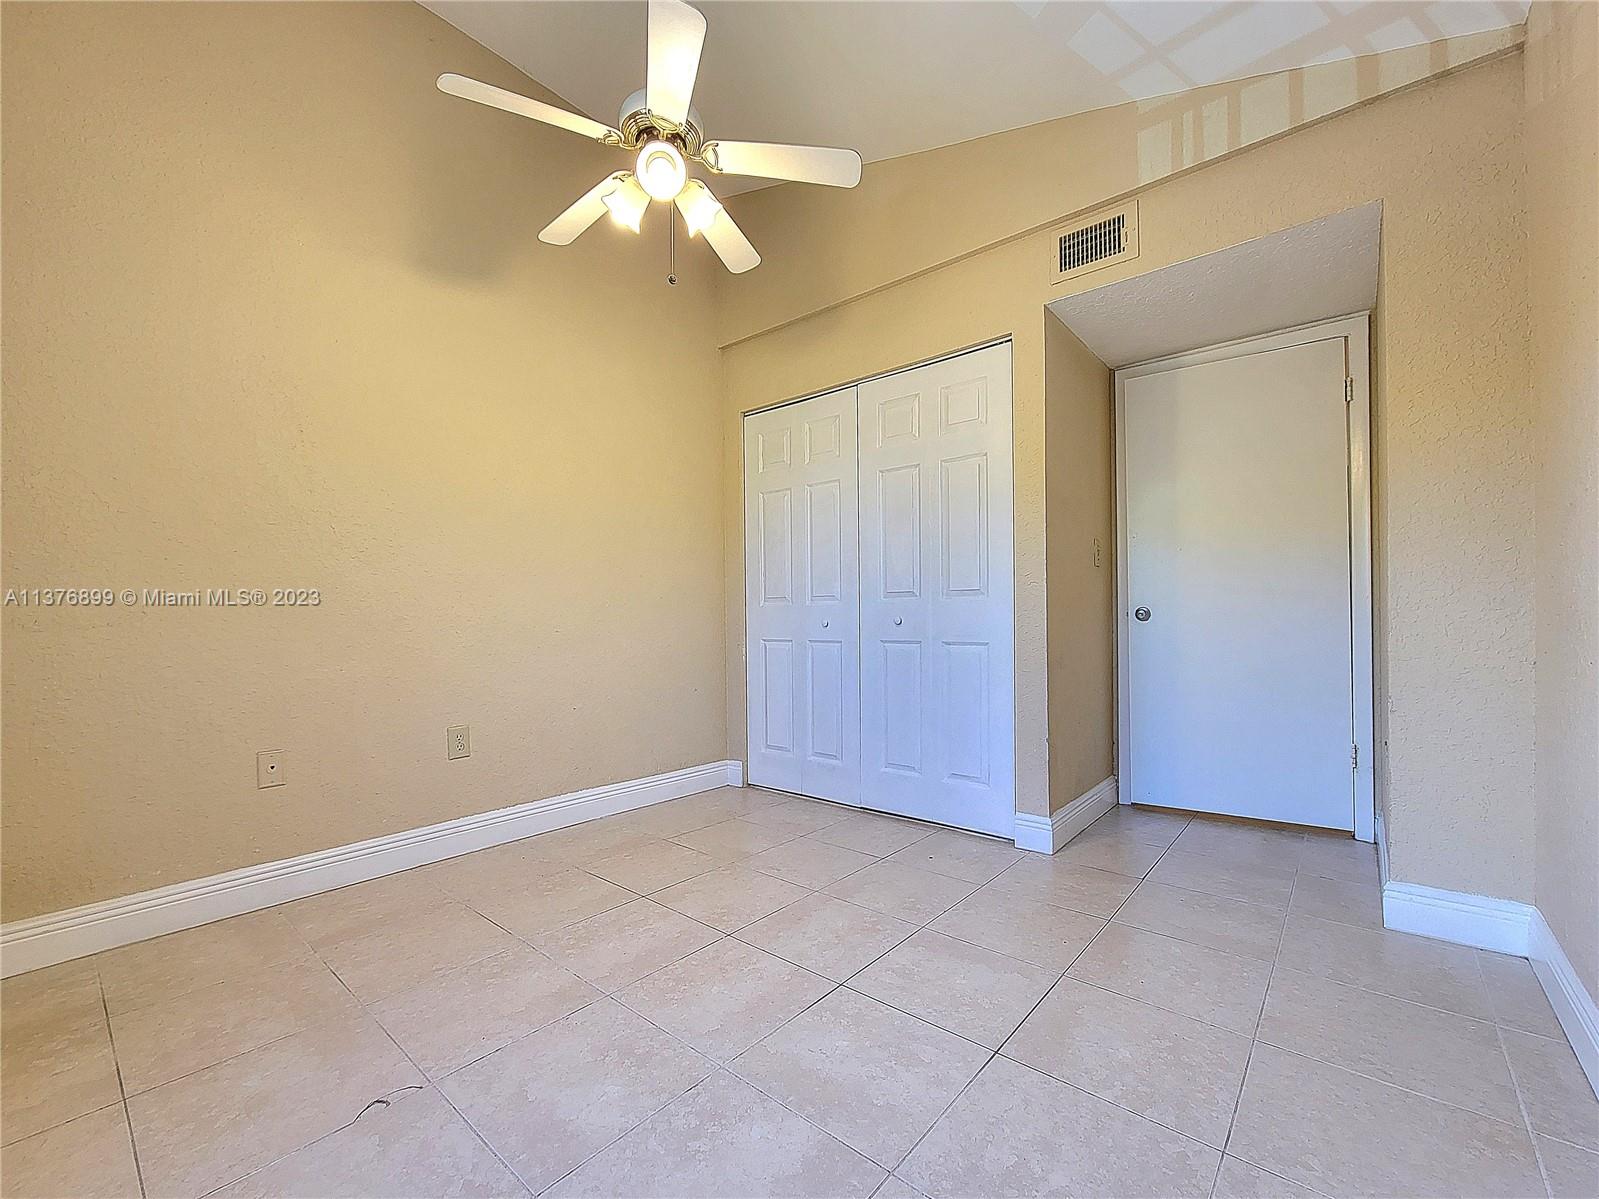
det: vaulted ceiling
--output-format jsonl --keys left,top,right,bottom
{"left": 423, "top": 1, "right": 1528, "bottom": 192}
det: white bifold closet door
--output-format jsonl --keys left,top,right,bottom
{"left": 858, "top": 342, "right": 1015, "bottom": 836}
{"left": 743, "top": 386, "right": 861, "bottom": 804}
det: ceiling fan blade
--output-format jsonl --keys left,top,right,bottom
{"left": 437, "top": 73, "right": 621, "bottom": 144}
{"left": 700, "top": 140, "right": 863, "bottom": 188}
{"left": 646, "top": 0, "right": 706, "bottom": 127}
{"left": 539, "top": 173, "right": 627, "bottom": 245}
{"left": 699, "top": 203, "right": 761, "bottom": 275}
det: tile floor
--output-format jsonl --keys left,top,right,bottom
{"left": 4, "top": 787, "right": 1596, "bottom": 1198}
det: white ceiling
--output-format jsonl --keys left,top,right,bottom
{"left": 423, "top": 1, "right": 1528, "bottom": 193}
{"left": 1047, "top": 202, "right": 1381, "bottom": 367}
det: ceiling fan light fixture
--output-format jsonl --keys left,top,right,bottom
{"left": 636, "top": 139, "right": 687, "bottom": 201}
{"left": 677, "top": 180, "right": 723, "bottom": 236}
{"left": 602, "top": 174, "right": 650, "bottom": 232}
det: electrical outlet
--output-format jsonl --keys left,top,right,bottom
{"left": 257, "top": 750, "right": 286, "bottom": 788}
{"left": 447, "top": 725, "right": 470, "bottom": 760}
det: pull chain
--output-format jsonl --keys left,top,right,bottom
{"left": 666, "top": 208, "right": 678, "bottom": 287}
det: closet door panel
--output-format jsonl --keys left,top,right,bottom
{"left": 859, "top": 344, "right": 1014, "bottom": 836}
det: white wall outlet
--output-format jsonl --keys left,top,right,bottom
{"left": 257, "top": 749, "right": 286, "bottom": 788}
{"left": 447, "top": 725, "right": 470, "bottom": 760}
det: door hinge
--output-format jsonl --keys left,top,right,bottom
{"left": 1351, "top": 743, "right": 1359, "bottom": 770}
{"left": 1344, "top": 377, "right": 1354, "bottom": 404}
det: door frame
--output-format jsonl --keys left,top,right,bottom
{"left": 1113, "top": 313, "right": 1375, "bottom": 842}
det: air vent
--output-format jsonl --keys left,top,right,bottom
{"left": 1050, "top": 201, "right": 1138, "bottom": 285}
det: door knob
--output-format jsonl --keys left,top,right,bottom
{"left": 894, "top": 617, "right": 903, "bottom": 626}
{"left": 821, "top": 619, "right": 830, "bottom": 628}
{"left": 1134, "top": 606, "right": 1151, "bottom": 622}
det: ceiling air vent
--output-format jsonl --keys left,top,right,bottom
{"left": 1050, "top": 201, "right": 1138, "bottom": 285}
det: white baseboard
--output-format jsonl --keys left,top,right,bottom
{"left": 1381, "top": 880, "right": 1535, "bottom": 956}
{"left": 0, "top": 759, "right": 742, "bottom": 979}
{"left": 1382, "top": 879, "right": 1599, "bottom": 1098}
{"left": 1015, "top": 776, "right": 1117, "bottom": 854}
{"left": 1529, "top": 908, "right": 1599, "bottom": 1095}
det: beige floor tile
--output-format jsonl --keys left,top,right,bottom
{"left": 278, "top": 871, "right": 450, "bottom": 950}
{"left": 650, "top": 864, "right": 810, "bottom": 932}
{"left": 0, "top": 1104, "right": 142, "bottom": 1199}
{"left": 615, "top": 796, "right": 739, "bottom": 839}
{"left": 1229, "top": 1043, "right": 1543, "bottom": 1199}
{"left": 1275, "top": 913, "right": 1492, "bottom": 1018}
{"left": 2, "top": 958, "right": 102, "bottom": 1030}
{"left": 618, "top": 938, "right": 834, "bottom": 1063}
{"left": 1295, "top": 833, "right": 1379, "bottom": 885}
{"left": 1169, "top": 820, "right": 1305, "bottom": 872}
{"left": 736, "top": 894, "right": 918, "bottom": 982}
{"left": 531, "top": 898, "right": 720, "bottom": 991}
{"left": 1054, "top": 827, "right": 1168, "bottom": 877}
{"left": 1256, "top": 967, "right": 1521, "bottom": 1122}
{"left": 898, "top": 1056, "right": 1220, "bottom": 1199}
{"left": 96, "top": 910, "right": 313, "bottom": 1014}
{"left": 1478, "top": 950, "right": 1565, "bottom": 1038}
{"left": 1287, "top": 872, "right": 1383, "bottom": 930}
{"left": 438, "top": 999, "right": 713, "bottom": 1195}
{"left": 1502, "top": 1027, "right": 1599, "bottom": 1150}
{"left": 733, "top": 987, "right": 988, "bottom": 1168}
{"left": 584, "top": 838, "right": 722, "bottom": 893}
{"left": 928, "top": 888, "right": 1104, "bottom": 972}
{"left": 1, "top": 985, "right": 121, "bottom": 1145}
{"left": 670, "top": 817, "right": 799, "bottom": 860}
{"left": 544, "top": 1071, "right": 884, "bottom": 1198}
{"left": 808, "top": 812, "right": 937, "bottom": 857}
{"left": 464, "top": 867, "right": 634, "bottom": 941}
{"left": 1538, "top": 1133, "right": 1599, "bottom": 1199}
{"left": 1114, "top": 880, "right": 1285, "bottom": 962}
{"left": 745, "top": 837, "right": 877, "bottom": 888}
{"left": 1002, "top": 977, "right": 1251, "bottom": 1148}
{"left": 370, "top": 946, "right": 599, "bottom": 1078}
{"left": 849, "top": 929, "right": 1057, "bottom": 1048}
{"left": 419, "top": 840, "right": 571, "bottom": 905}
{"left": 741, "top": 797, "right": 857, "bottom": 834}
{"left": 1068, "top": 923, "right": 1270, "bottom": 1035}
{"left": 111, "top": 957, "right": 357, "bottom": 1095}
{"left": 1211, "top": 1156, "right": 1327, "bottom": 1198}
{"left": 1146, "top": 849, "right": 1296, "bottom": 910}
{"left": 319, "top": 900, "right": 519, "bottom": 1004}
{"left": 126, "top": 1010, "right": 422, "bottom": 1198}
{"left": 211, "top": 1086, "right": 525, "bottom": 1198}
{"left": 885, "top": 829, "right": 1022, "bottom": 884}
{"left": 980, "top": 855, "right": 1140, "bottom": 917}
{"left": 826, "top": 860, "right": 978, "bottom": 924}
{"left": 527, "top": 817, "right": 656, "bottom": 865}
{"left": 1084, "top": 804, "right": 1192, "bottom": 847}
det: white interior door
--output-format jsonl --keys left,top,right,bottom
{"left": 858, "top": 343, "right": 1015, "bottom": 836}
{"left": 743, "top": 387, "right": 860, "bottom": 803}
{"left": 1122, "top": 336, "right": 1355, "bottom": 829}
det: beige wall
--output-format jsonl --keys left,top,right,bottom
{"left": 1043, "top": 316, "right": 1115, "bottom": 810}
{"left": 1, "top": 2, "right": 727, "bottom": 919}
{"left": 718, "top": 48, "right": 1537, "bottom": 897}
{"left": 1525, "top": 2, "right": 1599, "bottom": 997}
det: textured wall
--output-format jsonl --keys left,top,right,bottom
{"left": 717, "top": 52, "right": 1537, "bottom": 897}
{"left": 1526, "top": 2, "right": 1599, "bottom": 997}
{"left": 1, "top": 2, "right": 727, "bottom": 919}
{"left": 1043, "top": 316, "right": 1116, "bottom": 811}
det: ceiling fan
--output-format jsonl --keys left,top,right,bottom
{"left": 437, "top": 0, "right": 863, "bottom": 275}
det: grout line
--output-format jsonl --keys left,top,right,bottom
{"left": 1482, "top": 950, "right": 1557, "bottom": 1199}
{"left": 96, "top": 970, "right": 148, "bottom": 1199}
